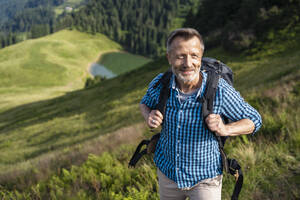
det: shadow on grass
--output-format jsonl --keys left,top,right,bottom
{"left": 0, "top": 57, "right": 169, "bottom": 160}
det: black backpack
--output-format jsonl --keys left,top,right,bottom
{"left": 129, "top": 57, "right": 243, "bottom": 200}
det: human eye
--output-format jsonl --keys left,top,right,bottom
{"left": 191, "top": 54, "right": 199, "bottom": 58}
{"left": 177, "top": 55, "right": 184, "bottom": 59}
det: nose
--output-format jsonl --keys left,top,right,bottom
{"left": 184, "top": 55, "right": 192, "bottom": 68}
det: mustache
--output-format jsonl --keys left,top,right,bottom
{"left": 179, "top": 66, "right": 200, "bottom": 71}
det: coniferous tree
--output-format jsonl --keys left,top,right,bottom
{"left": 57, "top": 0, "right": 191, "bottom": 57}
{"left": 184, "top": 0, "right": 300, "bottom": 51}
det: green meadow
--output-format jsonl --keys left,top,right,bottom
{"left": 0, "top": 29, "right": 121, "bottom": 111}
{"left": 98, "top": 52, "right": 152, "bottom": 75}
{"left": 0, "top": 29, "right": 149, "bottom": 112}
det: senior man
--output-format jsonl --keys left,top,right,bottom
{"left": 140, "top": 28, "right": 262, "bottom": 200}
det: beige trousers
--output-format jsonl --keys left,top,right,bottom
{"left": 157, "top": 169, "right": 222, "bottom": 200}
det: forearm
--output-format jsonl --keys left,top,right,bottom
{"left": 140, "top": 103, "right": 151, "bottom": 121}
{"left": 225, "top": 118, "right": 255, "bottom": 136}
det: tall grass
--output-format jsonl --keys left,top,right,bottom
{"left": 222, "top": 88, "right": 300, "bottom": 199}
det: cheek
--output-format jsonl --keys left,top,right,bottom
{"left": 193, "top": 60, "right": 202, "bottom": 70}
{"left": 193, "top": 59, "right": 201, "bottom": 66}
{"left": 172, "top": 60, "right": 183, "bottom": 68}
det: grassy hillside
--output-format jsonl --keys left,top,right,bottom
{"left": 0, "top": 46, "right": 300, "bottom": 199}
{"left": 0, "top": 29, "right": 150, "bottom": 112}
{"left": 0, "top": 29, "right": 121, "bottom": 111}
{"left": 0, "top": 30, "right": 121, "bottom": 88}
{"left": 0, "top": 36, "right": 299, "bottom": 199}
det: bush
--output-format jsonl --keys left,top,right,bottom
{"left": 0, "top": 146, "right": 159, "bottom": 200}
{"left": 84, "top": 75, "right": 107, "bottom": 88}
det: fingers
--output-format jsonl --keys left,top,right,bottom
{"left": 148, "top": 110, "right": 164, "bottom": 128}
{"left": 205, "top": 114, "right": 228, "bottom": 136}
{"left": 205, "top": 114, "right": 220, "bottom": 124}
{"left": 152, "top": 110, "right": 163, "bottom": 119}
{"left": 205, "top": 114, "right": 222, "bottom": 132}
{"left": 149, "top": 118, "right": 161, "bottom": 128}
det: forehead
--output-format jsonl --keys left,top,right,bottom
{"left": 170, "top": 36, "right": 202, "bottom": 53}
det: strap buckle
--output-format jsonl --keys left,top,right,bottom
{"left": 233, "top": 169, "right": 239, "bottom": 182}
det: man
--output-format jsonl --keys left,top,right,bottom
{"left": 140, "top": 28, "right": 262, "bottom": 200}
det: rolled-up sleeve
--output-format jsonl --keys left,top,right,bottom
{"left": 140, "top": 73, "right": 163, "bottom": 109}
{"left": 220, "top": 79, "right": 262, "bottom": 134}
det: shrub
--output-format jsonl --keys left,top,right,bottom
{"left": 84, "top": 75, "right": 107, "bottom": 88}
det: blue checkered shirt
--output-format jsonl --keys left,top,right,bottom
{"left": 141, "top": 72, "right": 262, "bottom": 189}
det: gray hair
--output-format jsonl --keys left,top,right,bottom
{"left": 166, "top": 28, "right": 205, "bottom": 53}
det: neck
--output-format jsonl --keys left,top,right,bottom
{"left": 176, "top": 73, "right": 202, "bottom": 94}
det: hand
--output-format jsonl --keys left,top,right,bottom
{"left": 147, "top": 110, "right": 163, "bottom": 129}
{"left": 205, "top": 114, "right": 228, "bottom": 136}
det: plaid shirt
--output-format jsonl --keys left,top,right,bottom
{"left": 141, "top": 72, "right": 262, "bottom": 189}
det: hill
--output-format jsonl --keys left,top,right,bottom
{"left": 0, "top": 29, "right": 150, "bottom": 112}
{"left": 0, "top": 29, "right": 120, "bottom": 111}
{"left": 0, "top": 36, "right": 299, "bottom": 199}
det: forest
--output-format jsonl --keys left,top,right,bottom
{"left": 57, "top": 0, "right": 195, "bottom": 57}
{"left": 0, "top": 0, "right": 71, "bottom": 48}
{"left": 185, "top": 0, "right": 300, "bottom": 51}
{"left": 0, "top": 0, "right": 195, "bottom": 57}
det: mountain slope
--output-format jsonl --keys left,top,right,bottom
{"left": 0, "top": 29, "right": 150, "bottom": 112}
{"left": 0, "top": 38, "right": 299, "bottom": 199}
{"left": 0, "top": 29, "right": 121, "bottom": 88}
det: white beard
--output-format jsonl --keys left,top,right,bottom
{"left": 173, "top": 67, "right": 200, "bottom": 84}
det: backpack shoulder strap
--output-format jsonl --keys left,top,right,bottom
{"left": 200, "top": 67, "right": 230, "bottom": 172}
{"left": 200, "top": 64, "right": 244, "bottom": 200}
{"left": 153, "top": 69, "right": 172, "bottom": 88}
{"left": 154, "top": 69, "right": 172, "bottom": 116}
{"left": 201, "top": 70, "right": 220, "bottom": 119}
{"left": 128, "top": 70, "right": 172, "bottom": 168}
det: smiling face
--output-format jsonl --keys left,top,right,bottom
{"left": 167, "top": 36, "right": 203, "bottom": 88}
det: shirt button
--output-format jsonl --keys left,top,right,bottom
{"left": 178, "top": 125, "right": 181, "bottom": 128}
{"left": 176, "top": 168, "right": 179, "bottom": 171}
{"left": 177, "top": 140, "right": 180, "bottom": 143}
{"left": 177, "top": 154, "right": 179, "bottom": 157}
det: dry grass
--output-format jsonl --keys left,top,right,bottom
{"left": 0, "top": 123, "right": 146, "bottom": 190}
